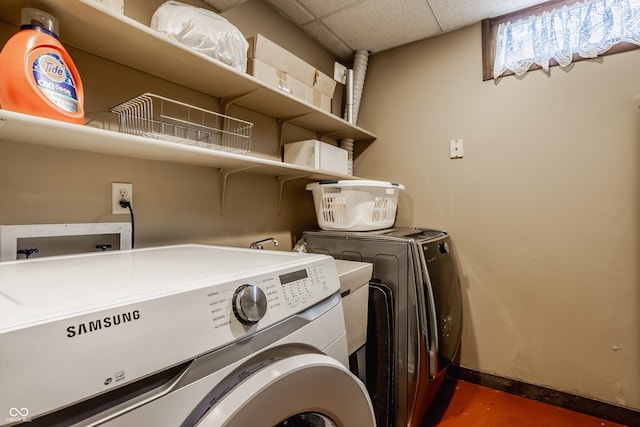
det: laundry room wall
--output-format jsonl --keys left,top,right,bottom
{"left": 355, "top": 24, "right": 640, "bottom": 410}
{"left": 0, "top": 0, "right": 329, "bottom": 252}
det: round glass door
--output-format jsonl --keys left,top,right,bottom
{"left": 194, "top": 353, "right": 375, "bottom": 427}
{"left": 276, "top": 412, "right": 337, "bottom": 426}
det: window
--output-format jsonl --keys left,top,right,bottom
{"left": 482, "top": 0, "right": 640, "bottom": 80}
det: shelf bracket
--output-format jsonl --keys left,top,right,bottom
{"left": 277, "top": 174, "right": 311, "bottom": 215}
{"left": 221, "top": 89, "right": 261, "bottom": 115}
{"left": 277, "top": 113, "right": 313, "bottom": 152}
{"left": 219, "top": 165, "right": 258, "bottom": 215}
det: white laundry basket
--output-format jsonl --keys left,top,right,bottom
{"left": 306, "top": 180, "right": 404, "bottom": 231}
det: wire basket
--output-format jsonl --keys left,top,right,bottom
{"left": 110, "top": 93, "right": 252, "bottom": 154}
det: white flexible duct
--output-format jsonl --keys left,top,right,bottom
{"left": 351, "top": 49, "right": 369, "bottom": 123}
{"left": 341, "top": 50, "right": 369, "bottom": 175}
{"left": 342, "top": 50, "right": 369, "bottom": 124}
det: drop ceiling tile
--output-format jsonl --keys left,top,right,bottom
{"left": 428, "top": 0, "right": 548, "bottom": 31}
{"left": 264, "top": 0, "right": 316, "bottom": 26}
{"left": 297, "top": 0, "right": 361, "bottom": 19}
{"left": 303, "top": 21, "right": 353, "bottom": 59}
{"left": 321, "top": 0, "right": 441, "bottom": 53}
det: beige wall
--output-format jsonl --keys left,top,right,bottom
{"left": 356, "top": 24, "right": 640, "bottom": 410}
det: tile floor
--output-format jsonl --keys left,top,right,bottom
{"left": 423, "top": 379, "right": 628, "bottom": 427}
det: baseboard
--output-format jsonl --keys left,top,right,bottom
{"left": 449, "top": 366, "right": 639, "bottom": 427}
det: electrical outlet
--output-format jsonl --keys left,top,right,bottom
{"left": 112, "top": 182, "right": 133, "bottom": 214}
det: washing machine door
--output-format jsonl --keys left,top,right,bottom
{"left": 193, "top": 353, "right": 375, "bottom": 427}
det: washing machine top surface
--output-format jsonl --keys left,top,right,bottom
{"left": 0, "top": 244, "right": 336, "bottom": 327}
{"left": 0, "top": 244, "right": 341, "bottom": 422}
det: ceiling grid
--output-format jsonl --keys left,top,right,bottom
{"left": 206, "top": 0, "right": 549, "bottom": 60}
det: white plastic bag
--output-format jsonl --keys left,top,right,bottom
{"left": 151, "top": 1, "right": 248, "bottom": 72}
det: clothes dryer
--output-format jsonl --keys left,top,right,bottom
{"left": 0, "top": 245, "right": 375, "bottom": 427}
{"left": 303, "top": 228, "right": 463, "bottom": 427}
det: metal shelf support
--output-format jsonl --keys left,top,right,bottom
{"left": 277, "top": 113, "right": 313, "bottom": 152}
{"left": 219, "top": 165, "right": 259, "bottom": 215}
{"left": 277, "top": 174, "right": 311, "bottom": 215}
{"left": 221, "top": 89, "right": 262, "bottom": 116}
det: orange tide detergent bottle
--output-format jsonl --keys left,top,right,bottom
{"left": 0, "top": 8, "right": 84, "bottom": 124}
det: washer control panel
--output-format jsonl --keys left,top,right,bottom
{"left": 205, "top": 259, "right": 337, "bottom": 334}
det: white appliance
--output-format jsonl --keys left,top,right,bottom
{"left": 0, "top": 245, "right": 375, "bottom": 426}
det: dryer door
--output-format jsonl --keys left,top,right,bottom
{"left": 193, "top": 353, "right": 375, "bottom": 427}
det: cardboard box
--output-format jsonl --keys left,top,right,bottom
{"left": 248, "top": 59, "right": 332, "bottom": 112}
{"left": 314, "top": 69, "right": 336, "bottom": 98}
{"left": 247, "top": 58, "right": 292, "bottom": 94}
{"left": 296, "top": 86, "right": 331, "bottom": 112}
{"left": 247, "top": 58, "right": 310, "bottom": 100}
{"left": 313, "top": 89, "right": 332, "bottom": 112}
{"left": 247, "top": 34, "right": 336, "bottom": 107}
{"left": 284, "top": 139, "right": 348, "bottom": 174}
{"left": 247, "top": 34, "right": 315, "bottom": 86}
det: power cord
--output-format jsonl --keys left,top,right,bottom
{"left": 119, "top": 200, "right": 135, "bottom": 249}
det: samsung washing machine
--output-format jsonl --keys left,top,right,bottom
{"left": 0, "top": 245, "right": 375, "bottom": 426}
{"left": 303, "top": 228, "right": 463, "bottom": 427}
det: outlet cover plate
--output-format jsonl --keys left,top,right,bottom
{"left": 450, "top": 138, "right": 464, "bottom": 159}
{"left": 112, "top": 182, "right": 132, "bottom": 214}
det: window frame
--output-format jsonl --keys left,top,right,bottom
{"left": 481, "top": 0, "right": 640, "bottom": 80}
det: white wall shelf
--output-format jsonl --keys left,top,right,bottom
{"left": 0, "top": 111, "right": 359, "bottom": 214}
{"left": 0, "top": 110, "right": 359, "bottom": 181}
{"left": 0, "top": 0, "right": 376, "bottom": 143}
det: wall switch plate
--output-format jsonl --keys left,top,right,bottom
{"left": 450, "top": 138, "right": 464, "bottom": 158}
{"left": 112, "top": 182, "right": 132, "bottom": 214}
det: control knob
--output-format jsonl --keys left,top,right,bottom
{"left": 232, "top": 284, "right": 267, "bottom": 325}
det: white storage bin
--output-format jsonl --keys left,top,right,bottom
{"left": 306, "top": 180, "right": 404, "bottom": 231}
{"left": 284, "top": 140, "right": 348, "bottom": 174}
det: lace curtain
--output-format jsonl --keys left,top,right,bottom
{"left": 494, "top": 0, "right": 640, "bottom": 78}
